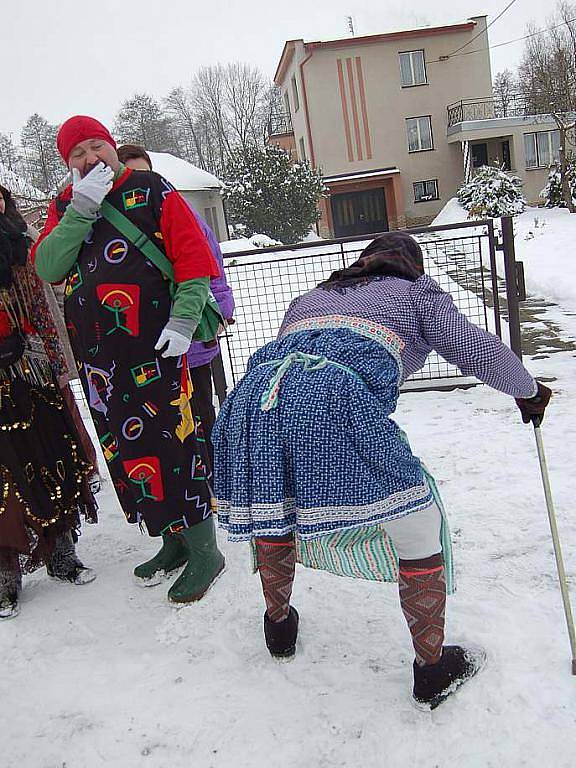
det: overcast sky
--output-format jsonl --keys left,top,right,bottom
{"left": 0, "top": 0, "right": 556, "bottom": 140}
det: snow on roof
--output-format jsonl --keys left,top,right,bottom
{"left": 0, "top": 162, "right": 45, "bottom": 201}
{"left": 323, "top": 168, "right": 400, "bottom": 183}
{"left": 148, "top": 152, "right": 223, "bottom": 191}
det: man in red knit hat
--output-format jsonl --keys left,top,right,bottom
{"left": 32, "top": 115, "right": 226, "bottom": 604}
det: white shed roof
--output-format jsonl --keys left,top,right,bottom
{"left": 148, "top": 152, "right": 223, "bottom": 191}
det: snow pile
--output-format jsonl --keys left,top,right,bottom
{"left": 433, "top": 199, "right": 576, "bottom": 312}
{"left": 431, "top": 197, "right": 468, "bottom": 227}
{"left": 513, "top": 209, "right": 576, "bottom": 309}
{"left": 147, "top": 152, "right": 223, "bottom": 191}
{"left": 302, "top": 229, "right": 324, "bottom": 242}
{"left": 220, "top": 233, "right": 281, "bottom": 253}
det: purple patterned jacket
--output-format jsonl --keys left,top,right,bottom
{"left": 280, "top": 275, "right": 537, "bottom": 398}
{"left": 186, "top": 210, "right": 235, "bottom": 369}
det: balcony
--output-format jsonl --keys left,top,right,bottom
{"left": 267, "top": 112, "right": 293, "bottom": 137}
{"left": 447, "top": 94, "right": 530, "bottom": 128}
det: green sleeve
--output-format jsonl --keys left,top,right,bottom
{"left": 171, "top": 277, "right": 209, "bottom": 322}
{"left": 34, "top": 206, "right": 94, "bottom": 282}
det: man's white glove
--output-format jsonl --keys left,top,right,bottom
{"left": 155, "top": 317, "right": 197, "bottom": 358}
{"left": 71, "top": 162, "right": 114, "bottom": 218}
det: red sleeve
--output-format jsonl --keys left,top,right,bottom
{"left": 159, "top": 190, "right": 220, "bottom": 283}
{"left": 30, "top": 198, "right": 61, "bottom": 264}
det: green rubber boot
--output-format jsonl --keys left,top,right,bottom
{"left": 168, "top": 516, "right": 225, "bottom": 603}
{"left": 134, "top": 533, "right": 188, "bottom": 586}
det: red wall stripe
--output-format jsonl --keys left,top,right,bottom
{"left": 346, "top": 58, "right": 363, "bottom": 161}
{"left": 337, "top": 58, "right": 354, "bottom": 162}
{"left": 355, "top": 57, "right": 372, "bottom": 160}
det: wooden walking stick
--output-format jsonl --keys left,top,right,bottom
{"left": 532, "top": 415, "right": 576, "bottom": 675}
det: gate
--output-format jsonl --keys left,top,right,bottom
{"left": 215, "top": 216, "right": 524, "bottom": 398}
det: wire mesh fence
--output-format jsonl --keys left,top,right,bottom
{"left": 219, "top": 220, "right": 501, "bottom": 391}
{"left": 69, "top": 219, "right": 506, "bottom": 407}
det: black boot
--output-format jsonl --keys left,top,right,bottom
{"left": 264, "top": 606, "right": 299, "bottom": 659}
{"left": 0, "top": 583, "right": 20, "bottom": 620}
{"left": 46, "top": 531, "right": 96, "bottom": 585}
{"left": 412, "top": 645, "right": 486, "bottom": 710}
{"left": 0, "top": 549, "right": 21, "bottom": 620}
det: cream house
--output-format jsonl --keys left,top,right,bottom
{"left": 269, "top": 17, "right": 561, "bottom": 237}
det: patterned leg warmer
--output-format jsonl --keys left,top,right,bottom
{"left": 255, "top": 537, "right": 296, "bottom": 623}
{"left": 398, "top": 553, "right": 446, "bottom": 667}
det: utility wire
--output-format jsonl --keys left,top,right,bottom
{"left": 428, "top": 15, "right": 576, "bottom": 64}
{"left": 447, "top": 0, "right": 519, "bottom": 57}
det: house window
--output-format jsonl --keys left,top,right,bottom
{"left": 299, "top": 137, "right": 306, "bottom": 161}
{"left": 406, "top": 116, "right": 433, "bottom": 152}
{"left": 414, "top": 179, "right": 439, "bottom": 203}
{"left": 291, "top": 75, "right": 300, "bottom": 112}
{"left": 524, "top": 130, "right": 560, "bottom": 168}
{"left": 283, "top": 91, "right": 291, "bottom": 118}
{"left": 399, "top": 50, "right": 427, "bottom": 87}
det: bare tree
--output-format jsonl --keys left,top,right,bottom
{"left": 164, "top": 87, "right": 208, "bottom": 169}
{"left": 4, "top": 62, "right": 274, "bottom": 183}
{"left": 493, "top": 69, "right": 517, "bottom": 117}
{"left": 519, "top": 3, "right": 576, "bottom": 210}
{"left": 188, "top": 63, "right": 274, "bottom": 175}
{"left": 114, "top": 93, "right": 180, "bottom": 154}
{"left": 222, "top": 63, "right": 275, "bottom": 150}
{"left": 191, "top": 65, "right": 234, "bottom": 175}
{"left": 20, "top": 114, "right": 63, "bottom": 193}
{"left": 0, "top": 133, "right": 19, "bottom": 173}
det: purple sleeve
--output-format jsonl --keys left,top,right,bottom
{"left": 205, "top": 227, "right": 235, "bottom": 320}
{"left": 411, "top": 277, "right": 537, "bottom": 398}
{"left": 189, "top": 205, "right": 235, "bottom": 320}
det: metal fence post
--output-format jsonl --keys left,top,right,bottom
{"left": 211, "top": 352, "right": 228, "bottom": 406}
{"left": 501, "top": 215, "right": 523, "bottom": 360}
{"left": 486, "top": 220, "right": 502, "bottom": 339}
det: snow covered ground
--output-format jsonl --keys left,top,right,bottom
{"left": 434, "top": 199, "right": 576, "bottom": 314}
{"left": 3, "top": 209, "right": 576, "bottom": 767}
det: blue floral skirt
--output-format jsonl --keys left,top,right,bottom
{"left": 213, "top": 328, "right": 434, "bottom": 541}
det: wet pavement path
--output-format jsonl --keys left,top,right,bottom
{"left": 443, "top": 254, "right": 576, "bottom": 363}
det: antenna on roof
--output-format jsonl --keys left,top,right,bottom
{"left": 346, "top": 15, "right": 355, "bottom": 36}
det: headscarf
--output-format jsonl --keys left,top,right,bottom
{"left": 319, "top": 231, "right": 425, "bottom": 292}
{"left": 57, "top": 115, "right": 116, "bottom": 165}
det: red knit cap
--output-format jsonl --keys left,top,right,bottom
{"left": 57, "top": 115, "right": 116, "bottom": 164}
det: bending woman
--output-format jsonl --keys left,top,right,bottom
{"left": 213, "top": 232, "right": 551, "bottom": 710}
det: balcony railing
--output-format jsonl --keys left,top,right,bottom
{"left": 267, "top": 112, "right": 293, "bottom": 137}
{"left": 447, "top": 94, "right": 531, "bottom": 127}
